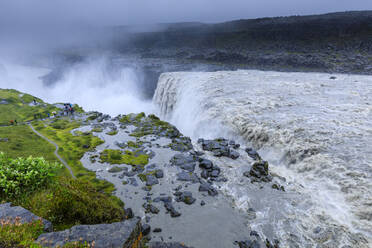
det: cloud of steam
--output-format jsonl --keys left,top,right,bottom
{"left": 0, "top": 57, "right": 154, "bottom": 116}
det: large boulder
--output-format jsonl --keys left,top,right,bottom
{"left": 36, "top": 219, "right": 141, "bottom": 248}
{"left": 0, "top": 203, "right": 52, "bottom": 232}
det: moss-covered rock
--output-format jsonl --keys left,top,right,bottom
{"left": 99, "top": 149, "right": 149, "bottom": 166}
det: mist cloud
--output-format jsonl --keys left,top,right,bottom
{"left": 0, "top": 0, "right": 371, "bottom": 26}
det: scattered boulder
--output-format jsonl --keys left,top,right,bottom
{"left": 146, "top": 175, "right": 159, "bottom": 186}
{"left": 124, "top": 208, "right": 134, "bottom": 219}
{"left": 198, "top": 138, "right": 240, "bottom": 159}
{"left": 36, "top": 219, "right": 141, "bottom": 248}
{"left": 245, "top": 148, "right": 261, "bottom": 160}
{"left": 155, "top": 169, "right": 164, "bottom": 178}
{"left": 164, "top": 202, "right": 181, "bottom": 218}
{"left": 174, "top": 191, "right": 196, "bottom": 205}
{"left": 199, "top": 181, "right": 218, "bottom": 196}
{"left": 0, "top": 203, "right": 52, "bottom": 232}
{"left": 176, "top": 171, "right": 199, "bottom": 183}
{"left": 244, "top": 161, "right": 272, "bottom": 182}
{"left": 143, "top": 203, "right": 160, "bottom": 214}
{"left": 141, "top": 224, "right": 151, "bottom": 236}
{"left": 149, "top": 242, "right": 194, "bottom": 248}
{"left": 153, "top": 228, "right": 162, "bottom": 233}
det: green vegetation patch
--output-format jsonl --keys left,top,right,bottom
{"left": 0, "top": 219, "right": 100, "bottom": 248}
{"left": 0, "top": 219, "right": 44, "bottom": 248}
{"left": 33, "top": 119, "right": 115, "bottom": 194}
{"left": 100, "top": 149, "right": 149, "bottom": 166}
{"left": 0, "top": 125, "right": 57, "bottom": 162}
{"left": 91, "top": 127, "right": 103, "bottom": 133}
{"left": 0, "top": 153, "right": 61, "bottom": 198}
{"left": 24, "top": 178, "right": 125, "bottom": 229}
{"left": 0, "top": 89, "right": 59, "bottom": 125}
{"left": 106, "top": 130, "right": 118, "bottom": 136}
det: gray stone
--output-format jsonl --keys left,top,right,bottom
{"left": 149, "top": 242, "right": 194, "bottom": 248}
{"left": 36, "top": 219, "right": 141, "bottom": 248}
{"left": 176, "top": 171, "right": 199, "bottom": 183}
{"left": 146, "top": 175, "right": 159, "bottom": 186}
{"left": 180, "top": 163, "right": 196, "bottom": 172}
{"left": 155, "top": 169, "right": 164, "bottom": 178}
{"left": 0, "top": 203, "right": 52, "bottom": 232}
{"left": 199, "top": 159, "right": 213, "bottom": 169}
{"left": 142, "top": 224, "right": 151, "bottom": 236}
{"left": 174, "top": 191, "right": 196, "bottom": 205}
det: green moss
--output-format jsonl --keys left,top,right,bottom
{"left": 22, "top": 178, "right": 125, "bottom": 230}
{"left": 127, "top": 140, "right": 143, "bottom": 148}
{"left": 34, "top": 119, "right": 115, "bottom": 194}
{"left": 91, "top": 127, "right": 103, "bottom": 133}
{"left": 106, "top": 130, "right": 118, "bottom": 136}
{"left": 100, "top": 149, "right": 149, "bottom": 166}
{"left": 138, "top": 174, "right": 147, "bottom": 182}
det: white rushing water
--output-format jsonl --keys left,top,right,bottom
{"left": 153, "top": 70, "right": 372, "bottom": 247}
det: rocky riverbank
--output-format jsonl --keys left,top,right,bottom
{"left": 1, "top": 100, "right": 283, "bottom": 247}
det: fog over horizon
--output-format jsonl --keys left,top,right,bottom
{"left": 0, "top": 0, "right": 371, "bottom": 27}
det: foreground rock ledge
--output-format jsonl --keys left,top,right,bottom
{"left": 36, "top": 218, "right": 141, "bottom": 248}
{"left": 0, "top": 203, "right": 53, "bottom": 232}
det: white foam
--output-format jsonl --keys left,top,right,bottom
{"left": 153, "top": 70, "right": 372, "bottom": 245}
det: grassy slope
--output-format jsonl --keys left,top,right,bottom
{"left": 33, "top": 119, "right": 115, "bottom": 194}
{"left": 0, "top": 89, "right": 128, "bottom": 246}
{"left": 0, "top": 89, "right": 59, "bottom": 125}
{"left": 0, "top": 125, "right": 57, "bottom": 162}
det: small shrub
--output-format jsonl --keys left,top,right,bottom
{"left": 25, "top": 178, "right": 125, "bottom": 228}
{"left": 0, "top": 153, "right": 61, "bottom": 198}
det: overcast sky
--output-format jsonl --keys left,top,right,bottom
{"left": 0, "top": 0, "right": 371, "bottom": 26}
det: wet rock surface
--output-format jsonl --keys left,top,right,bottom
{"left": 198, "top": 138, "right": 240, "bottom": 159}
{"left": 75, "top": 113, "right": 289, "bottom": 247}
{"left": 0, "top": 203, "right": 52, "bottom": 232}
{"left": 149, "top": 242, "right": 194, "bottom": 248}
{"left": 36, "top": 219, "right": 141, "bottom": 248}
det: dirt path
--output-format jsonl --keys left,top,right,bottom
{"left": 28, "top": 123, "right": 76, "bottom": 179}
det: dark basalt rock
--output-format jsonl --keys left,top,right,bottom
{"left": 198, "top": 138, "right": 240, "bottom": 159}
{"left": 128, "top": 177, "right": 139, "bottom": 186}
{"left": 0, "top": 203, "right": 53, "bottom": 232}
{"left": 199, "top": 181, "right": 218, "bottom": 196}
{"left": 143, "top": 203, "right": 160, "bottom": 214}
{"left": 176, "top": 171, "right": 199, "bottom": 183}
{"left": 155, "top": 169, "right": 164, "bottom": 178}
{"left": 248, "top": 161, "right": 272, "bottom": 182}
{"left": 235, "top": 240, "right": 261, "bottom": 248}
{"left": 149, "top": 242, "right": 194, "bottom": 248}
{"left": 180, "top": 163, "right": 196, "bottom": 172}
{"left": 199, "top": 158, "right": 213, "bottom": 170}
{"left": 245, "top": 148, "right": 261, "bottom": 160}
{"left": 164, "top": 202, "right": 181, "bottom": 218}
{"left": 174, "top": 191, "right": 196, "bottom": 205}
{"left": 124, "top": 208, "right": 134, "bottom": 219}
{"left": 146, "top": 175, "right": 159, "bottom": 186}
{"left": 271, "top": 183, "right": 285, "bottom": 191}
{"left": 141, "top": 224, "right": 151, "bottom": 236}
{"left": 36, "top": 219, "right": 141, "bottom": 248}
